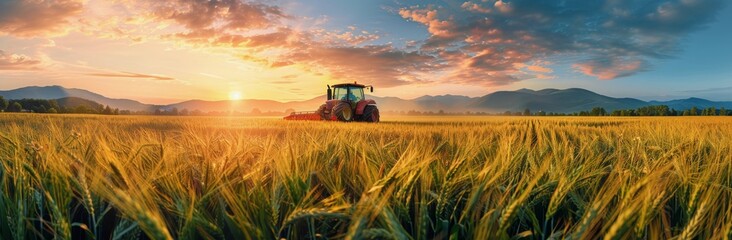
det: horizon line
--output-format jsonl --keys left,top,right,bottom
{"left": 0, "top": 85, "right": 729, "bottom": 105}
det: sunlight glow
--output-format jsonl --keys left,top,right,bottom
{"left": 229, "top": 91, "right": 242, "bottom": 101}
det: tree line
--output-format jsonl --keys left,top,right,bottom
{"left": 384, "top": 105, "right": 731, "bottom": 117}
{"left": 587, "top": 105, "right": 729, "bottom": 116}
{"left": 0, "top": 97, "right": 122, "bottom": 114}
{"left": 527, "top": 105, "right": 730, "bottom": 116}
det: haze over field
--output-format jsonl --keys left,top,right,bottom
{"left": 1, "top": 0, "right": 731, "bottom": 104}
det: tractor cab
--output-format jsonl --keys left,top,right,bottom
{"left": 327, "top": 82, "right": 373, "bottom": 105}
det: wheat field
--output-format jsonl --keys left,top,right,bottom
{"left": 0, "top": 114, "right": 731, "bottom": 239}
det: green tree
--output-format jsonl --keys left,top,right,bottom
{"left": 523, "top": 108, "right": 531, "bottom": 116}
{"left": 75, "top": 105, "right": 90, "bottom": 113}
{"left": 102, "top": 105, "right": 112, "bottom": 115}
{"left": 0, "top": 96, "right": 8, "bottom": 112}
{"left": 656, "top": 105, "right": 670, "bottom": 116}
{"left": 590, "top": 107, "right": 606, "bottom": 116}
{"left": 8, "top": 102, "right": 22, "bottom": 112}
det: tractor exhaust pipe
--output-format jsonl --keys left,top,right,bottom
{"left": 327, "top": 85, "right": 332, "bottom": 100}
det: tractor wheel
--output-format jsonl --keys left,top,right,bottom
{"left": 361, "top": 105, "right": 380, "bottom": 123}
{"left": 332, "top": 102, "right": 353, "bottom": 121}
{"left": 316, "top": 104, "right": 328, "bottom": 120}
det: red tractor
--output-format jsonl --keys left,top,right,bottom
{"left": 284, "top": 82, "right": 380, "bottom": 122}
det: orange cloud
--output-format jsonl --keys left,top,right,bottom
{"left": 394, "top": 0, "right": 722, "bottom": 84}
{"left": 315, "top": 29, "right": 380, "bottom": 46}
{"left": 527, "top": 65, "right": 553, "bottom": 73}
{"left": 87, "top": 71, "right": 175, "bottom": 81}
{"left": 399, "top": 7, "right": 456, "bottom": 38}
{"left": 152, "top": 5, "right": 436, "bottom": 88}
{"left": 395, "top": 4, "right": 554, "bottom": 86}
{"left": 0, "top": 0, "right": 83, "bottom": 37}
{"left": 493, "top": 0, "right": 512, "bottom": 13}
{"left": 573, "top": 58, "right": 647, "bottom": 80}
{"left": 0, "top": 50, "right": 42, "bottom": 70}
{"left": 285, "top": 45, "right": 439, "bottom": 87}
{"left": 3, "top": 0, "right": 717, "bottom": 92}
{"left": 461, "top": 2, "right": 491, "bottom": 13}
{"left": 140, "top": 0, "right": 284, "bottom": 31}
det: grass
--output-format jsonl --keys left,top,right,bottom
{"left": 1, "top": 113, "right": 731, "bottom": 239}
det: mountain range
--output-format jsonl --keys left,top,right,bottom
{"left": 0, "top": 86, "right": 154, "bottom": 111}
{"left": 2, "top": 85, "right": 731, "bottom": 114}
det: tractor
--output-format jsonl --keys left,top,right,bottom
{"left": 284, "top": 82, "right": 380, "bottom": 122}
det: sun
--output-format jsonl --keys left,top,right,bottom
{"left": 229, "top": 91, "right": 242, "bottom": 101}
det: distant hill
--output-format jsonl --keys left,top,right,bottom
{"left": 470, "top": 88, "right": 649, "bottom": 113}
{"left": 56, "top": 97, "right": 104, "bottom": 111}
{"left": 0, "top": 86, "right": 156, "bottom": 112}
{"left": 2, "top": 85, "right": 732, "bottom": 114}
{"left": 650, "top": 98, "right": 732, "bottom": 110}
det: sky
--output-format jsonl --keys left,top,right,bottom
{"left": 0, "top": 0, "right": 730, "bottom": 104}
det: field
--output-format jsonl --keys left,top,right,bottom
{"left": 1, "top": 114, "right": 731, "bottom": 239}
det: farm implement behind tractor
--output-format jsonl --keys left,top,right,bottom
{"left": 284, "top": 82, "right": 380, "bottom": 122}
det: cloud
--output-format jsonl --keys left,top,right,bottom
{"left": 0, "top": 50, "right": 42, "bottom": 70}
{"left": 314, "top": 29, "right": 381, "bottom": 46}
{"left": 128, "top": 0, "right": 285, "bottom": 30}
{"left": 87, "top": 71, "right": 174, "bottom": 81}
{"left": 527, "top": 65, "right": 553, "bottom": 73}
{"left": 69, "top": 0, "right": 288, "bottom": 43}
{"left": 8, "top": 0, "right": 720, "bottom": 89}
{"left": 153, "top": 3, "right": 436, "bottom": 88}
{"left": 461, "top": 2, "right": 491, "bottom": 13}
{"left": 573, "top": 57, "right": 648, "bottom": 80}
{"left": 286, "top": 45, "right": 440, "bottom": 87}
{"left": 0, "top": 0, "right": 83, "bottom": 37}
{"left": 397, "top": 0, "right": 724, "bottom": 84}
{"left": 131, "top": 0, "right": 722, "bottom": 87}
{"left": 399, "top": 7, "right": 456, "bottom": 38}
{"left": 131, "top": 0, "right": 284, "bottom": 32}
{"left": 493, "top": 0, "right": 512, "bottom": 13}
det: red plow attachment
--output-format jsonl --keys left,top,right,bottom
{"left": 283, "top": 111, "right": 324, "bottom": 121}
